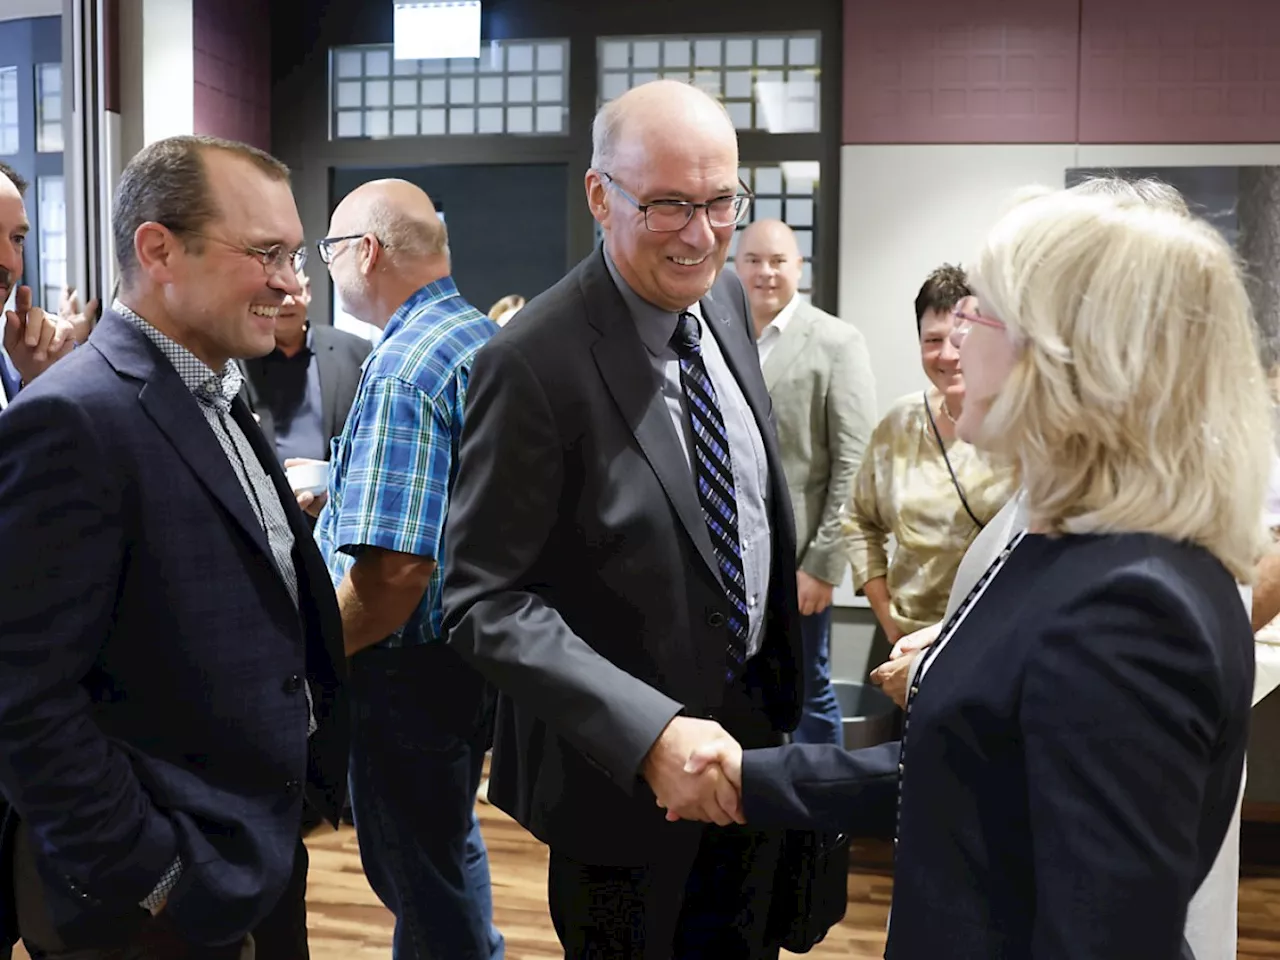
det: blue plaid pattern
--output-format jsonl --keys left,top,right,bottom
{"left": 672, "top": 312, "right": 749, "bottom": 679}
{"left": 316, "top": 278, "right": 497, "bottom": 646}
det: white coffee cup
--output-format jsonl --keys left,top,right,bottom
{"left": 286, "top": 460, "right": 329, "bottom": 497}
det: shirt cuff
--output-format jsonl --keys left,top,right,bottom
{"left": 139, "top": 855, "right": 183, "bottom": 911}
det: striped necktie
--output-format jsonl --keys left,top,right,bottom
{"left": 671, "top": 311, "right": 749, "bottom": 681}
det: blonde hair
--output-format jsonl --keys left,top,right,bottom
{"left": 969, "top": 188, "right": 1273, "bottom": 581}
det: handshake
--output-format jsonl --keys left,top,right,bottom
{"left": 641, "top": 716, "right": 747, "bottom": 827}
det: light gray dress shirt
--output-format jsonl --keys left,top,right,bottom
{"left": 604, "top": 252, "right": 772, "bottom": 658}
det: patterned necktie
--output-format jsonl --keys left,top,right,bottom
{"left": 671, "top": 311, "right": 749, "bottom": 680}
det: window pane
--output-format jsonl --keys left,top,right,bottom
{"left": 336, "top": 81, "right": 362, "bottom": 108}
{"left": 0, "top": 67, "right": 19, "bottom": 155}
{"left": 596, "top": 32, "right": 820, "bottom": 133}
{"left": 477, "top": 106, "right": 503, "bottom": 133}
{"left": 755, "top": 168, "right": 782, "bottom": 195}
{"left": 365, "top": 80, "right": 389, "bottom": 107}
{"left": 331, "top": 39, "right": 570, "bottom": 139}
{"left": 537, "top": 43, "right": 564, "bottom": 73}
{"left": 536, "top": 74, "right": 562, "bottom": 103}
{"left": 393, "top": 79, "right": 418, "bottom": 106}
{"left": 449, "top": 107, "right": 475, "bottom": 134}
{"left": 536, "top": 106, "right": 563, "bottom": 133}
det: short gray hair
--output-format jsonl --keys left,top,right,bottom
{"left": 365, "top": 195, "right": 449, "bottom": 259}
{"left": 591, "top": 81, "right": 733, "bottom": 173}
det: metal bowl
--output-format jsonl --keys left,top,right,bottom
{"left": 832, "top": 680, "right": 900, "bottom": 750}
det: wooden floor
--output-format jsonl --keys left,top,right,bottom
{"left": 11, "top": 802, "right": 1280, "bottom": 958}
{"left": 304, "top": 802, "right": 1280, "bottom": 960}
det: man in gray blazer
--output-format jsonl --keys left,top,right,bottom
{"left": 735, "top": 219, "right": 876, "bottom": 744}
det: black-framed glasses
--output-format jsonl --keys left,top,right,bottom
{"left": 179, "top": 231, "right": 306, "bottom": 276}
{"left": 316, "top": 233, "right": 391, "bottom": 265}
{"left": 599, "top": 172, "right": 753, "bottom": 232}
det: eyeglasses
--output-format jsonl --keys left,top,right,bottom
{"left": 180, "top": 231, "right": 307, "bottom": 276}
{"left": 599, "top": 172, "right": 753, "bottom": 232}
{"left": 316, "top": 233, "right": 390, "bottom": 265}
{"left": 952, "top": 305, "right": 1006, "bottom": 339}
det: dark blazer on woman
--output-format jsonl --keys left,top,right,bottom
{"left": 742, "top": 532, "right": 1253, "bottom": 960}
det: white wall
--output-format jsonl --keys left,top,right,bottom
{"left": 838, "top": 142, "right": 1280, "bottom": 418}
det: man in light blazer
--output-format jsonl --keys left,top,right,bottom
{"left": 735, "top": 219, "right": 876, "bottom": 745}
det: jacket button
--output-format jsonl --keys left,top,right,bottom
{"left": 284, "top": 779, "right": 302, "bottom": 797}
{"left": 283, "top": 675, "right": 303, "bottom": 694}
{"left": 707, "top": 612, "right": 725, "bottom": 627}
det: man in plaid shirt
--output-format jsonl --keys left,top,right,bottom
{"left": 310, "top": 178, "right": 503, "bottom": 960}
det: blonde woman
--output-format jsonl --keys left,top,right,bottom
{"left": 687, "top": 187, "right": 1272, "bottom": 958}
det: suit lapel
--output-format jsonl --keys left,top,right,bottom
{"left": 761, "top": 304, "right": 816, "bottom": 391}
{"left": 93, "top": 311, "right": 275, "bottom": 564}
{"left": 582, "top": 255, "right": 723, "bottom": 585}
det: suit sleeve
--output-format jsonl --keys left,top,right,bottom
{"left": 800, "top": 327, "right": 877, "bottom": 586}
{"left": 442, "top": 338, "right": 683, "bottom": 792}
{"left": 0, "top": 393, "right": 179, "bottom": 908}
{"left": 741, "top": 740, "right": 900, "bottom": 832}
{"left": 1022, "top": 572, "right": 1229, "bottom": 959}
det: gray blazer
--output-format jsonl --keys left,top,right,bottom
{"left": 762, "top": 300, "right": 876, "bottom": 586}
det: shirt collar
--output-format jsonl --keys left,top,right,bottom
{"left": 604, "top": 245, "right": 696, "bottom": 358}
{"left": 757, "top": 294, "right": 801, "bottom": 342}
{"left": 113, "top": 298, "right": 244, "bottom": 412}
{"left": 381, "top": 276, "right": 461, "bottom": 343}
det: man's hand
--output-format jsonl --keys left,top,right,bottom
{"left": 796, "top": 570, "right": 835, "bottom": 616}
{"left": 641, "top": 716, "right": 744, "bottom": 826}
{"left": 284, "top": 457, "right": 328, "bottom": 517}
{"left": 684, "top": 734, "right": 743, "bottom": 805}
{"left": 59, "top": 286, "right": 101, "bottom": 344}
{"left": 4, "top": 286, "right": 75, "bottom": 384}
{"left": 869, "top": 650, "right": 920, "bottom": 708}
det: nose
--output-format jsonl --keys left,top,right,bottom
{"left": 271, "top": 263, "right": 304, "bottom": 298}
{"left": 677, "top": 206, "right": 716, "bottom": 250}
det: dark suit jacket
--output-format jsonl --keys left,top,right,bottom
{"left": 0, "top": 310, "right": 349, "bottom": 948}
{"left": 442, "top": 247, "right": 803, "bottom": 867}
{"left": 238, "top": 323, "right": 371, "bottom": 458}
{"left": 742, "top": 533, "right": 1253, "bottom": 960}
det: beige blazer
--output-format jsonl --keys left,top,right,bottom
{"left": 762, "top": 300, "right": 877, "bottom": 585}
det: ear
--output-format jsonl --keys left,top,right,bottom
{"left": 357, "top": 234, "right": 380, "bottom": 277}
{"left": 133, "top": 222, "right": 183, "bottom": 284}
{"left": 585, "top": 170, "right": 609, "bottom": 227}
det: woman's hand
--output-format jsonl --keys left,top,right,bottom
{"left": 870, "top": 650, "right": 920, "bottom": 708}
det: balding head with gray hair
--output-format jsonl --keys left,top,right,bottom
{"left": 325, "top": 178, "right": 452, "bottom": 329}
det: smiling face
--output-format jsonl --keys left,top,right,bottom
{"left": 919, "top": 306, "right": 964, "bottom": 404}
{"left": 0, "top": 171, "right": 27, "bottom": 308}
{"left": 735, "top": 220, "right": 803, "bottom": 327}
{"left": 143, "top": 150, "right": 304, "bottom": 369}
{"left": 588, "top": 95, "right": 740, "bottom": 313}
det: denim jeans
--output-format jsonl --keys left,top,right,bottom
{"left": 348, "top": 642, "right": 504, "bottom": 960}
{"left": 792, "top": 608, "right": 844, "bottom": 746}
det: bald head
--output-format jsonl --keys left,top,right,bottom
{"left": 325, "top": 178, "right": 451, "bottom": 329}
{"left": 591, "top": 80, "right": 737, "bottom": 175}
{"left": 330, "top": 178, "right": 448, "bottom": 260}
{"left": 735, "top": 219, "right": 805, "bottom": 331}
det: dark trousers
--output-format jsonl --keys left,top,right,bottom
{"left": 348, "top": 642, "right": 502, "bottom": 960}
{"left": 12, "top": 820, "right": 291, "bottom": 960}
{"left": 548, "top": 824, "right": 783, "bottom": 960}
{"left": 792, "top": 608, "right": 843, "bottom": 746}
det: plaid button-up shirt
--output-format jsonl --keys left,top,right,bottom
{"left": 316, "top": 278, "right": 497, "bottom": 646}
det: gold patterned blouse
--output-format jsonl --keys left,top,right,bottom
{"left": 845, "top": 391, "right": 1017, "bottom": 634}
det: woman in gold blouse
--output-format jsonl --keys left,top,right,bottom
{"left": 846, "top": 265, "right": 1015, "bottom": 648}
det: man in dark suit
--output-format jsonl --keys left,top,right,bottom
{"left": 0, "top": 134, "right": 348, "bottom": 958}
{"left": 442, "top": 80, "right": 803, "bottom": 960}
{"left": 237, "top": 269, "right": 371, "bottom": 465}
